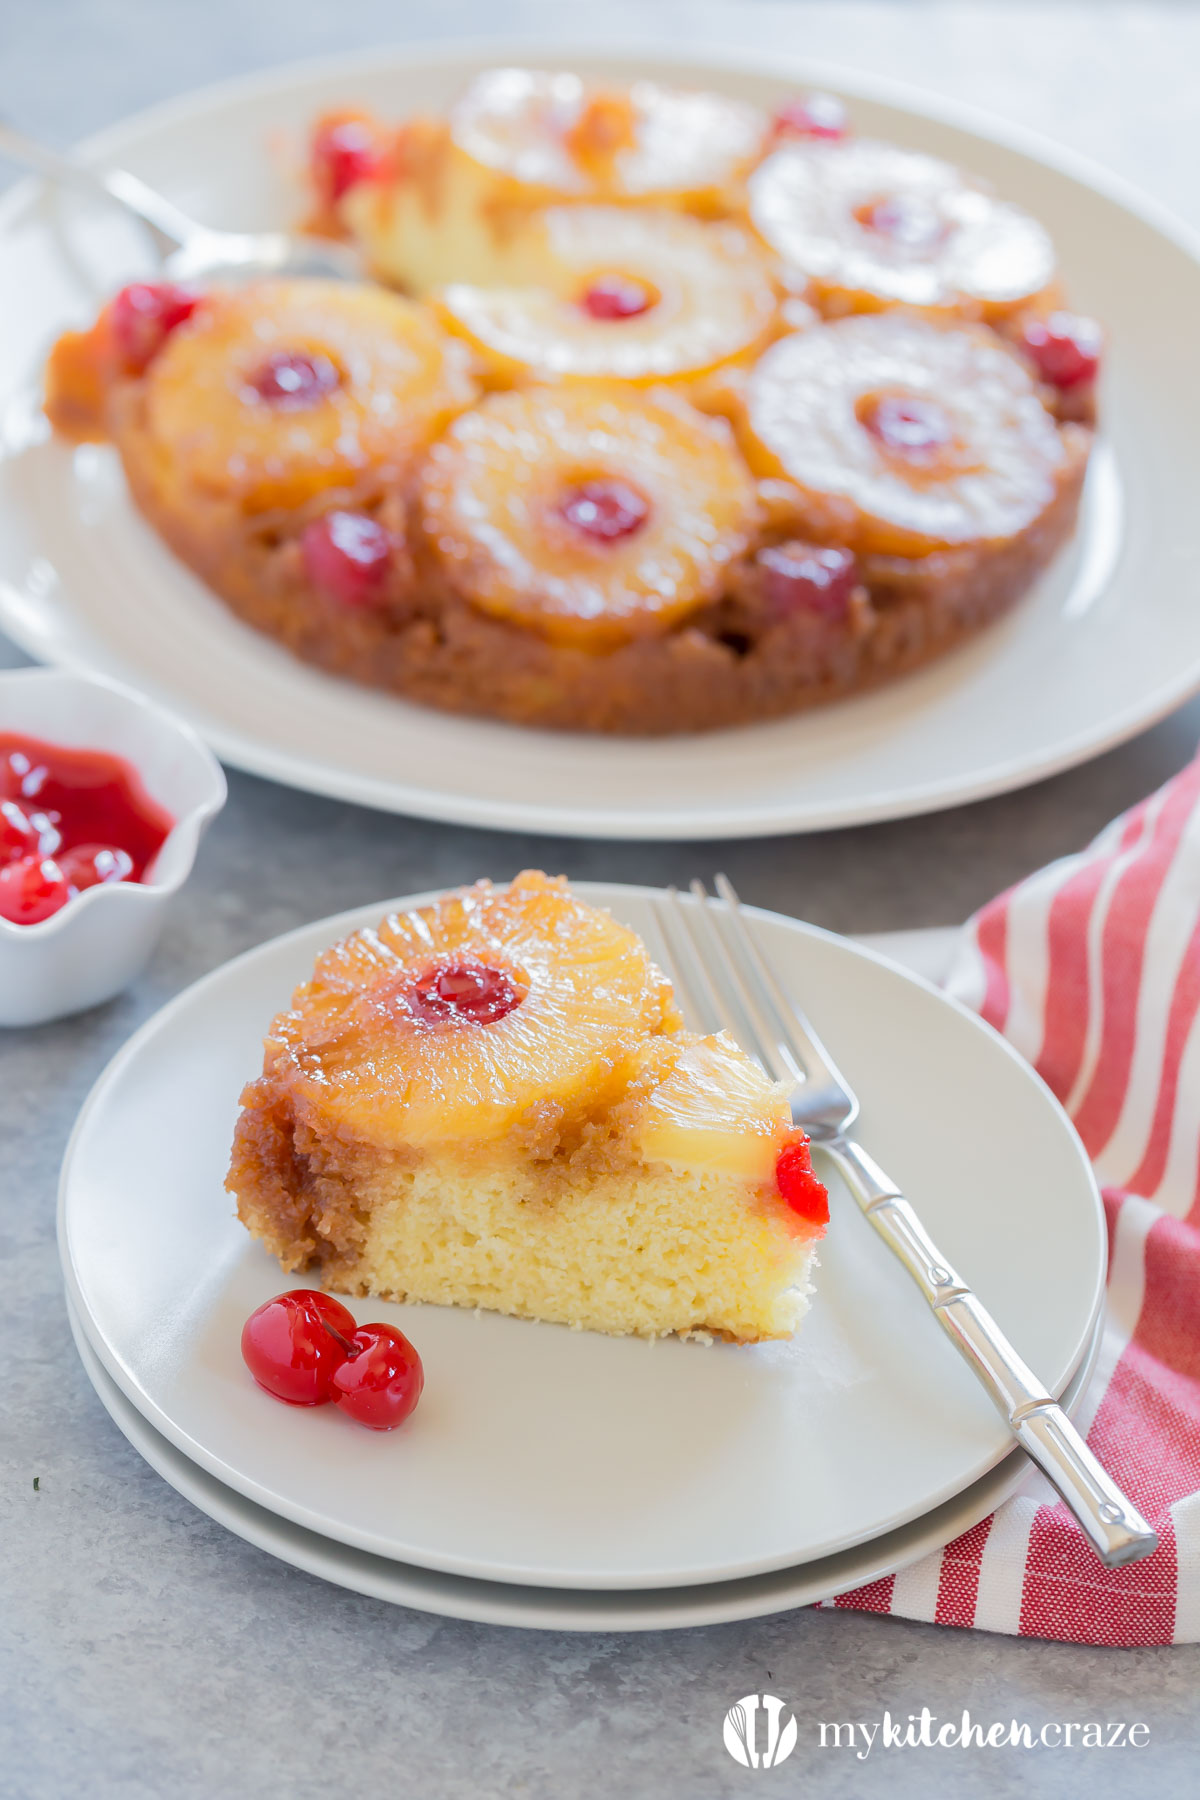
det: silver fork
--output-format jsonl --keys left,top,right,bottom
{"left": 0, "top": 120, "right": 361, "bottom": 284}
{"left": 653, "top": 875, "right": 1158, "bottom": 1571}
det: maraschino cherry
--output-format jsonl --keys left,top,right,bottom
{"left": 559, "top": 479, "right": 650, "bottom": 543}
{"left": 302, "top": 511, "right": 395, "bottom": 609}
{"left": 409, "top": 962, "right": 524, "bottom": 1025}
{"left": 757, "top": 542, "right": 858, "bottom": 621}
{"left": 860, "top": 391, "right": 954, "bottom": 462}
{"left": 110, "top": 282, "right": 200, "bottom": 375}
{"left": 1020, "top": 312, "right": 1102, "bottom": 390}
{"left": 772, "top": 92, "right": 848, "bottom": 142}
{"left": 330, "top": 1324, "right": 425, "bottom": 1431}
{"left": 241, "top": 1289, "right": 425, "bottom": 1429}
{"left": 0, "top": 855, "right": 70, "bottom": 926}
{"left": 242, "top": 1290, "right": 359, "bottom": 1406}
{"left": 775, "top": 1135, "right": 829, "bottom": 1226}
{"left": 580, "top": 276, "right": 655, "bottom": 321}
{"left": 57, "top": 844, "right": 135, "bottom": 891}
{"left": 246, "top": 351, "right": 342, "bottom": 408}
{"left": 311, "top": 116, "right": 386, "bottom": 205}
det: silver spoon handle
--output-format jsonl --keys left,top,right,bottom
{"left": 829, "top": 1134, "right": 1159, "bottom": 1570}
{"left": 0, "top": 120, "right": 198, "bottom": 255}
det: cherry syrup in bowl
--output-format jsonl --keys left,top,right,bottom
{"left": 0, "top": 733, "right": 175, "bottom": 927}
{"left": 0, "top": 669, "right": 226, "bottom": 1025}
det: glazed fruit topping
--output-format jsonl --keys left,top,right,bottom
{"left": 757, "top": 541, "right": 858, "bottom": 621}
{"left": 241, "top": 1290, "right": 424, "bottom": 1429}
{"left": 772, "top": 91, "right": 848, "bottom": 141}
{"left": 409, "top": 961, "right": 524, "bottom": 1025}
{"left": 559, "top": 478, "right": 651, "bottom": 544}
{"left": 859, "top": 390, "right": 955, "bottom": 462}
{"left": 856, "top": 194, "right": 948, "bottom": 252}
{"left": 776, "top": 1135, "right": 830, "bottom": 1226}
{"left": 302, "top": 511, "right": 394, "bottom": 608}
{"left": 311, "top": 115, "right": 386, "bottom": 205}
{"left": 0, "top": 734, "right": 172, "bottom": 926}
{"left": 329, "top": 1323, "right": 425, "bottom": 1431}
{"left": 580, "top": 275, "right": 656, "bottom": 320}
{"left": 246, "top": 350, "right": 342, "bottom": 408}
{"left": 110, "top": 282, "right": 200, "bottom": 375}
{"left": 1020, "top": 311, "right": 1102, "bottom": 389}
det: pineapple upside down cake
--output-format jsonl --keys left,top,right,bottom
{"left": 226, "top": 873, "right": 829, "bottom": 1343}
{"left": 44, "top": 68, "right": 1100, "bottom": 735}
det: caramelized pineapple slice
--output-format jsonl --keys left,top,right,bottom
{"left": 736, "top": 314, "right": 1069, "bottom": 557}
{"left": 451, "top": 68, "right": 769, "bottom": 206}
{"left": 420, "top": 384, "right": 759, "bottom": 650}
{"left": 632, "top": 1034, "right": 791, "bottom": 1183}
{"left": 336, "top": 70, "right": 769, "bottom": 294}
{"left": 141, "top": 279, "right": 476, "bottom": 513}
{"left": 435, "top": 206, "right": 778, "bottom": 386}
{"left": 749, "top": 139, "right": 1055, "bottom": 320}
{"left": 263, "top": 872, "right": 681, "bottom": 1151}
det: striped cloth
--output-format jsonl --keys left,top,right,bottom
{"left": 829, "top": 754, "right": 1200, "bottom": 1645}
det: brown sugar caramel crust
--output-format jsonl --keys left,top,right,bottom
{"left": 112, "top": 372, "right": 1091, "bottom": 736}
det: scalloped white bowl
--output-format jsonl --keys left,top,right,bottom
{"left": 0, "top": 668, "right": 226, "bottom": 1025}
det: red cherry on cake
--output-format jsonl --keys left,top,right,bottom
{"left": 772, "top": 91, "right": 848, "bottom": 141}
{"left": 776, "top": 1135, "right": 830, "bottom": 1226}
{"left": 246, "top": 350, "right": 342, "bottom": 408}
{"left": 331, "top": 1322, "right": 425, "bottom": 1431}
{"left": 0, "top": 854, "right": 71, "bottom": 925}
{"left": 580, "top": 276, "right": 655, "bottom": 320}
{"left": 857, "top": 193, "right": 948, "bottom": 253}
{"left": 1020, "top": 312, "right": 1102, "bottom": 389}
{"left": 110, "top": 282, "right": 199, "bottom": 375}
{"left": 559, "top": 479, "right": 650, "bottom": 544}
{"left": 59, "top": 843, "right": 135, "bottom": 892}
{"left": 410, "top": 961, "right": 524, "bottom": 1025}
{"left": 241, "top": 1289, "right": 359, "bottom": 1406}
{"left": 757, "top": 542, "right": 858, "bottom": 621}
{"left": 860, "top": 391, "right": 954, "bottom": 462}
{"left": 311, "top": 116, "right": 386, "bottom": 205}
{"left": 302, "top": 511, "right": 394, "bottom": 608}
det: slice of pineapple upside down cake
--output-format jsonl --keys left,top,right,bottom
{"left": 227, "top": 872, "right": 827, "bottom": 1342}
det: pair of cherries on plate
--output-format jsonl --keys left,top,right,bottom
{"left": 242, "top": 1289, "right": 424, "bottom": 1431}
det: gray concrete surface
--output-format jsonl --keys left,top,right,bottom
{"left": 4, "top": 4, "right": 1200, "bottom": 1796}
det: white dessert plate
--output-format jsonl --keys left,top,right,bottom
{"left": 59, "top": 884, "right": 1105, "bottom": 1590}
{"left": 2, "top": 44, "right": 1199, "bottom": 840}
{"left": 66, "top": 1292, "right": 1102, "bottom": 1631}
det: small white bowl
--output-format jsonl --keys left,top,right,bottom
{"left": 0, "top": 668, "right": 226, "bottom": 1026}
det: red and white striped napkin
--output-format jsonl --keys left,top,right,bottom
{"left": 829, "top": 753, "right": 1200, "bottom": 1645}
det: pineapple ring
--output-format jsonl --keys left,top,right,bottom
{"left": 740, "top": 314, "right": 1068, "bottom": 556}
{"left": 419, "top": 384, "right": 760, "bottom": 650}
{"left": 749, "top": 139, "right": 1056, "bottom": 318}
{"left": 450, "top": 67, "right": 768, "bottom": 205}
{"left": 141, "top": 279, "right": 476, "bottom": 513}
{"left": 267, "top": 872, "right": 681, "bottom": 1151}
{"left": 435, "top": 206, "right": 779, "bottom": 385}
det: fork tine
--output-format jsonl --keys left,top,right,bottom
{"left": 683, "top": 879, "right": 780, "bottom": 1074}
{"left": 687, "top": 879, "right": 809, "bottom": 1089}
{"left": 713, "top": 872, "right": 849, "bottom": 1098}
{"left": 649, "top": 887, "right": 718, "bottom": 1035}
{"left": 651, "top": 885, "right": 768, "bottom": 1066}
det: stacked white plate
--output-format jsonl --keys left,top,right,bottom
{"left": 59, "top": 893, "right": 1106, "bottom": 1630}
